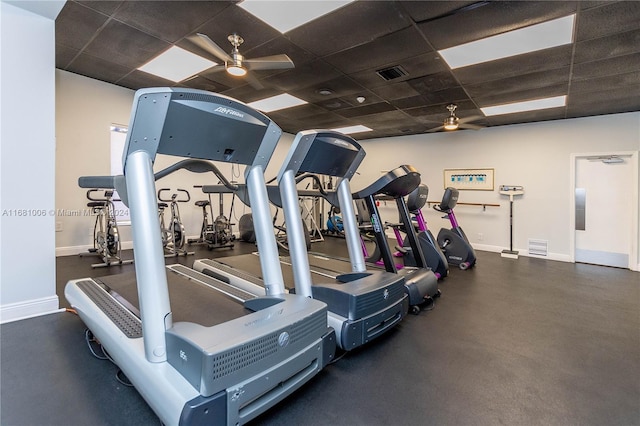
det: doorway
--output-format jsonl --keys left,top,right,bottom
{"left": 570, "top": 152, "right": 638, "bottom": 270}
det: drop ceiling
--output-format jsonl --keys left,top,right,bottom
{"left": 55, "top": 1, "right": 640, "bottom": 139}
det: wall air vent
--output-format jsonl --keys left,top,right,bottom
{"left": 376, "top": 65, "right": 407, "bottom": 81}
{"left": 528, "top": 239, "right": 548, "bottom": 256}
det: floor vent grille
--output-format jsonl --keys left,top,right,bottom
{"left": 528, "top": 239, "right": 548, "bottom": 256}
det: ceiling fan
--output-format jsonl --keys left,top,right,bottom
{"left": 188, "top": 33, "right": 294, "bottom": 89}
{"left": 428, "top": 104, "right": 485, "bottom": 132}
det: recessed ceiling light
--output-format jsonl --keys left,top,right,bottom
{"left": 247, "top": 93, "right": 308, "bottom": 112}
{"left": 330, "top": 125, "right": 373, "bottom": 134}
{"left": 238, "top": 0, "right": 355, "bottom": 33}
{"left": 137, "top": 46, "right": 217, "bottom": 82}
{"left": 481, "top": 95, "right": 567, "bottom": 116}
{"left": 439, "top": 14, "right": 575, "bottom": 69}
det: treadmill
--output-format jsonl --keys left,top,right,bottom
{"left": 193, "top": 130, "right": 408, "bottom": 351}
{"left": 65, "top": 88, "right": 335, "bottom": 426}
{"left": 351, "top": 165, "right": 440, "bottom": 312}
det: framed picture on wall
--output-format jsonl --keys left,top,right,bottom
{"left": 443, "top": 168, "right": 494, "bottom": 190}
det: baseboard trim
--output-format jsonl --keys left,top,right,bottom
{"left": 473, "top": 243, "right": 572, "bottom": 263}
{"left": 56, "top": 241, "right": 135, "bottom": 257}
{"left": 1, "top": 295, "right": 62, "bottom": 324}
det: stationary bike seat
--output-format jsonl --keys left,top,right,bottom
{"left": 157, "top": 202, "right": 168, "bottom": 208}
{"left": 87, "top": 201, "right": 107, "bottom": 208}
{"left": 195, "top": 200, "right": 210, "bottom": 207}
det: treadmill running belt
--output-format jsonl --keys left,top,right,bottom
{"left": 96, "top": 271, "right": 252, "bottom": 327}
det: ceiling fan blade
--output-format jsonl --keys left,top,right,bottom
{"left": 188, "top": 33, "right": 232, "bottom": 62}
{"left": 460, "top": 123, "right": 484, "bottom": 130}
{"left": 244, "top": 54, "right": 295, "bottom": 71}
{"left": 199, "top": 65, "right": 227, "bottom": 77}
{"left": 427, "top": 125, "right": 445, "bottom": 133}
{"left": 245, "top": 71, "right": 264, "bottom": 90}
{"left": 457, "top": 115, "right": 484, "bottom": 124}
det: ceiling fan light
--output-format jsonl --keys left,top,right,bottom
{"left": 227, "top": 65, "right": 247, "bottom": 76}
{"left": 444, "top": 117, "right": 459, "bottom": 130}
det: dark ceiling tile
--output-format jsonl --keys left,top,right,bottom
{"left": 66, "top": 52, "right": 133, "bottom": 86}
{"left": 188, "top": 4, "right": 281, "bottom": 52}
{"left": 453, "top": 45, "right": 573, "bottom": 84}
{"left": 421, "top": 87, "right": 470, "bottom": 105}
{"left": 76, "top": 0, "right": 123, "bottom": 16}
{"left": 580, "top": 1, "right": 618, "bottom": 11}
{"left": 116, "top": 69, "right": 176, "bottom": 91}
{"left": 418, "top": 1, "right": 577, "bottom": 50}
{"left": 576, "top": 1, "right": 640, "bottom": 41}
{"left": 567, "top": 93, "right": 640, "bottom": 118}
{"left": 465, "top": 68, "right": 571, "bottom": 98}
{"left": 287, "top": 111, "right": 351, "bottom": 129}
{"left": 219, "top": 85, "right": 281, "bottom": 103}
{"left": 570, "top": 71, "right": 640, "bottom": 94}
{"left": 287, "top": 76, "right": 367, "bottom": 103}
{"left": 357, "top": 110, "right": 422, "bottom": 130}
{"left": 484, "top": 107, "right": 566, "bottom": 126}
{"left": 316, "top": 98, "right": 357, "bottom": 111}
{"left": 52, "top": 0, "right": 640, "bottom": 138}
{"left": 574, "top": 28, "right": 640, "bottom": 64}
{"left": 55, "top": 2, "right": 109, "bottom": 51}
{"left": 568, "top": 85, "right": 640, "bottom": 109}
{"left": 55, "top": 44, "right": 79, "bottom": 69}
{"left": 244, "top": 36, "right": 317, "bottom": 68}
{"left": 179, "top": 75, "right": 231, "bottom": 94}
{"left": 407, "top": 71, "right": 461, "bottom": 94}
{"left": 475, "top": 83, "right": 569, "bottom": 108}
{"left": 273, "top": 103, "right": 330, "bottom": 120}
{"left": 266, "top": 114, "right": 305, "bottom": 133}
{"left": 83, "top": 19, "right": 170, "bottom": 68}
{"left": 286, "top": 1, "right": 411, "bottom": 57}
{"left": 262, "top": 59, "right": 342, "bottom": 92}
{"left": 347, "top": 52, "right": 448, "bottom": 89}
{"left": 390, "top": 95, "right": 430, "bottom": 110}
{"left": 369, "top": 81, "right": 421, "bottom": 101}
{"left": 572, "top": 52, "right": 640, "bottom": 81}
{"left": 324, "top": 27, "right": 432, "bottom": 75}
{"left": 112, "top": 1, "right": 233, "bottom": 43}
{"left": 335, "top": 102, "right": 397, "bottom": 119}
{"left": 398, "top": 1, "right": 480, "bottom": 23}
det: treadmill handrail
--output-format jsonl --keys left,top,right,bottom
{"left": 120, "top": 87, "right": 286, "bottom": 363}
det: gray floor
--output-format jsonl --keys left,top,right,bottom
{"left": 2, "top": 241, "right": 639, "bottom": 426}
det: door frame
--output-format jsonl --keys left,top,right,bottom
{"left": 569, "top": 151, "right": 639, "bottom": 271}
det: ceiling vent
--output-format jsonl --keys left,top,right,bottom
{"left": 376, "top": 65, "right": 407, "bottom": 81}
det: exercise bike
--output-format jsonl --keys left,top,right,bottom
{"left": 157, "top": 188, "right": 193, "bottom": 257}
{"left": 82, "top": 188, "right": 133, "bottom": 268}
{"left": 188, "top": 189, "right": 235, "bottom": 250}
{"left": 390, "top": 185, "right": 449, "bottom": 279}
{"left": 433, "top": 187, "right": 476, "bottom": 270}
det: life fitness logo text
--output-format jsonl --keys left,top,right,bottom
{"left": 215, "top": 106, "right": 245, "bottom": 118}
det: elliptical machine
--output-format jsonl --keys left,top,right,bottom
{"left": 433, "top": 187, "right": 476, "bottom": 270}
{"left": 400, "top": 185, "right": 449, "bottom": 279}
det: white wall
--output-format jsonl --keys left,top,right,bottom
{"left": 55, "top": 70, "right": 295, "bottom": 255}
{"left": 1, "top": 1, "right": 66, "bottom": 323}
{"left": 353, "top": 113, "right": 640, "bottom": 268}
